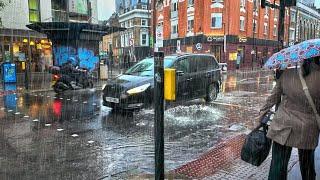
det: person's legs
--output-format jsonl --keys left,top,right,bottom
{"left": 268, "top": 142, "right": 292, "bottom": 180}
{"left": 298, "top": 149, "right": 315, "bottom": 180}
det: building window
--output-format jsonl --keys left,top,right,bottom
{"left": 274, "top": 10, "right": 279, "bottom": 20}
{"left": 125, "top": 34, "right": 129, "bottom": 47}
{"left": 240, "top": 16, "right": 245, "bottom": 31}
{"left": 172, "top": 24, "right": 178, "bottom": 34}
{"left": 211, "top": 13, "right": 222, "bottom": 29}
{"left": 253, "top": 19, "right": 257, "bottom": 33}
{"left": 141, "top": 33, "right": 148, "bottom": 46}
{"left": 289, "top": 29, "right": 295, "bottom": 40}
{"left": 171, "top": 2, "right": 178, "bottom": 19}
{"left": 265, "top": 6, "right": 269, "bottom": 16}
{"left": 253, "top": 0, "right": 259, "bottom": 12}
{"left": 171, "top": 2, "right": 178, "bottom": 12}
{"left": 129, "top": 20, "right": 133, "bottom": 27}
{"left": 264, "top": 23, "right": 268, "bottom": 35}
{"left": 121, "top": 23, "right": 124, "bottom": 27}
{"left": 188, "top": 0, "right": 194, "bottom": 7}
{"left": 125, "top": 21, "right": 128, "bottom": 28}
{"left": 273, "top": 25, "right": 277, "bottom": 36}
{"left": 290, "top": 12, "right": 296, "bottom": 22}
{"left": 142, "top": 5, "right": 148, "bottom": 10}
{"left": 240, "top": 0, "right": 246, "bottom": 9}
{"left": 29, "top": 0, "right": 40, "bottom": 22}
{"left": 141, "top": 19, "right": 148, "bottom": 26}
{"left": 187, "top": 19, "right": 194, "bottom": 32}
{"left": 212, "top": 0, "right": 224, "bottom": 2}
{"left": 121, "top": 35, "right": 124, "bottom": 47}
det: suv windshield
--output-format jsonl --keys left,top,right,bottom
{"left": 124, "top": 57, "right": 175, "bottom": 76}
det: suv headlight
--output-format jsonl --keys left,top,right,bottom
{"left": 127, "top": 83, "right": 151, "bottom": 95}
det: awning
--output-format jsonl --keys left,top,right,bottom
{"left": 26, "top": 22, "right": 126, "bottom": 36}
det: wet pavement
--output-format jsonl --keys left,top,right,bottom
{"left": 0, "top": 70, "right": 275, "bottom": 179}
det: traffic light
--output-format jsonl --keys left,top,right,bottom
{"left": 285, "top": 0, "right": 297, "bottom": 7}
{"left": 261, "top": 0, "right": 266, "bottom": 8}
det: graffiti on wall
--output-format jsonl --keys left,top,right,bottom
{"left": 53, "top": 46, "right": 99, "bottom": 71}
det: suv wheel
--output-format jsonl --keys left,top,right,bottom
{"left": 206, "top": 83, "right": 218, "bottom": 102}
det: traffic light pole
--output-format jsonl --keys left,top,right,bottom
{"left": 154, "top": 51, "right": 165, "bottom": 180}
{"left": 153, "top": 1, "right": 165, "bottom": 179}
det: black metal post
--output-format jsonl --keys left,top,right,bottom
{"left": 25, "top": 32, "right": 31, "bottom": 90}
{"left": 252, "top": 16, "right": 256, "bottom": 70}
{"left": 278, "top": 0, "right": 286, "bottom": 50}
{"left": 154, "top": 51, "right": 164, "bottom": 180}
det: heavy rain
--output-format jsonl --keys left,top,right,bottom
{"left": 0, "top": 0, "right": 320, "bottom": 179}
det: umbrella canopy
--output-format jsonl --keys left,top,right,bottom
{"left": 264, "top": 39, "right": 320, "bottom": 70}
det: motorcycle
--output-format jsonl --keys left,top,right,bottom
{"left": 49, "top": 64, "right": 94, "bottom": 93}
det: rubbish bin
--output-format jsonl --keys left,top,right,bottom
{"left": 2, "top": 63, "right": 17, "bottom": 83}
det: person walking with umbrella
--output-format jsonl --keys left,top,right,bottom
{"left": 259, "top": 39, "right": 320, "bottom": 180}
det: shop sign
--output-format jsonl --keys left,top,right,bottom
{"left": 239, "top": 37, "right": 247, "bottom": 43}
{"left": 207, "top": 36, "right": 224, "bottom": 42}
{"left": 195, "top": 43, "right": 202, "bottom": 50}
{"left": 156, "top": 26, "right": 163, "bottom": 48}
{"left": 69, "top": 0, "right": 88, "bottom": 15}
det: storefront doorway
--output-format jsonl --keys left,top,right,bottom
{"left": 211, "top": 45, "right": 222, "bottom": 62}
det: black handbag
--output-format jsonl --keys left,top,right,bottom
{"left": 241, "top": 112, "right": 273, "bottom": 166}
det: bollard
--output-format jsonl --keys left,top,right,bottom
{"left": 154, "top": 51, "right": 164, "bottom": 180}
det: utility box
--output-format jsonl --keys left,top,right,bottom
{"left": 164, "top": 68, "right": 176, "bottom": 101}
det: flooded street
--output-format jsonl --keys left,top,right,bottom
{"left": 0, "top": 71, "right": 274, "bottom": 179}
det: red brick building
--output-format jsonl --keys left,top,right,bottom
{"left": 153, "top": 0, "right": 290, "bottom": 69}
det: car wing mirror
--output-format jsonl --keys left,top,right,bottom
{"left": 176, "top": 70, "right": 184, "bottom": 76}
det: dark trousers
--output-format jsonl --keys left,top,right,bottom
{"left": 268, "top": 142, "right": 315, "bottom": 180}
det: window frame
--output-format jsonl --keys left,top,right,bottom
{"left": 28, "top": 0, "right": 40, "bottom": 23}
{"left": 141, "top": 19, "right": 148, "bottom": 26}
{"left": 240, "top": 16, "right": 245, "bottom": 31}
{"left": 211, "top": 13, "right": 223, "bottom": 29}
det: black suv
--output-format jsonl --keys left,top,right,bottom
{"left": 102, "top": 54, "right": 221, "bottom": 110}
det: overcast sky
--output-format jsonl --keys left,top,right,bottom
{"left": 97, "top": 0, "right": 115, "bottom": 21}
{"left": 316, "top": 0, "right": 320, "bottom": 8}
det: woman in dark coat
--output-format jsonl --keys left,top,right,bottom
{"left": 259, "top": 56, "right": 320, "bottom": 180}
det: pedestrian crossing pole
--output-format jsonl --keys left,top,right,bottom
{"left": 153, "top": 0, "right": 165, "bottom": 180}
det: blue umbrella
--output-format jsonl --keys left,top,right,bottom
{"left": 264, "top": 39, "right": 320, "bottom": 70}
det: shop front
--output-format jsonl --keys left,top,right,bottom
{"left": 0, "top": 28, "right": 53, "bottom": 73}
{"left": 162, "top": 35, "right": 280, "bottom": 70}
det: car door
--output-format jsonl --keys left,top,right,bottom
{"left": 174, "top": 57, "right": 192, "bottom": 101}
{"left": 191, "top": 55, "right": 208, "bottom": 97}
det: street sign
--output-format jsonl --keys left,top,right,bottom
{"left": 156, "top": 26, "right": 163, "bottom": 48}
{"left": 196, "top": 43, "right": 202, "bottom": 51}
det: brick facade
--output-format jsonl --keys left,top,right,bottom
{"left": 154, "top": 0, "right": 290, "bottom": 70}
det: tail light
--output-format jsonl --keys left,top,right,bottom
{"left": 53, "top": 75, "right": 60, "bottom": 81}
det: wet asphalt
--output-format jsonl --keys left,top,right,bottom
{"left": 0, "top": 70, "right": 274, "bottom": 179}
